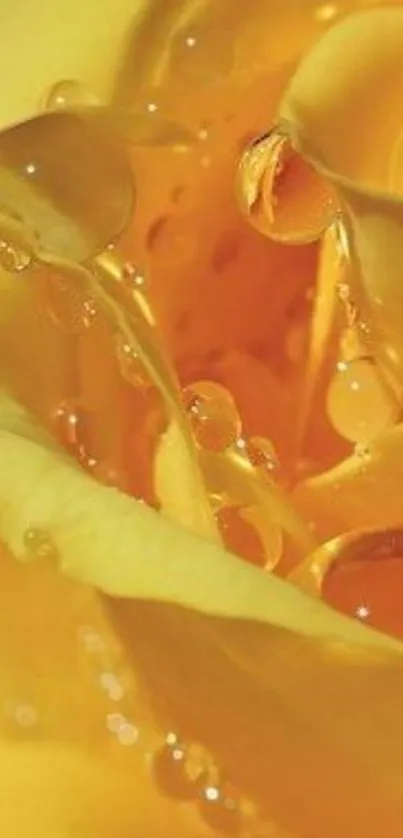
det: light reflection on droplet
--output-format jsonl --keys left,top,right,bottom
{"left": 54, "top": 400, "right": 98, "bottom": 470}
{"left": 116, "top": 720, "right": 139, "bottom": 747}
{"left": 6, "top": 701, "right": 38, "bottom": 728}
{"left": 115, "top": 335, "right": 150, "bottom": 391}
{"left": 0, "top": 240, "right": 31, "bottom": 274}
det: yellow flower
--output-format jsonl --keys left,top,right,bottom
{"left": 1, "top": 2, "right": 403, "bottom": 838}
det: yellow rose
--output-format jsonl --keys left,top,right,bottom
{"left": 1, "top": 3, "right": 403, "bottom": 838}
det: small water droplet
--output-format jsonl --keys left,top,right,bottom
{"left": 183, "top": 381, "right": 242, "bottom": 452}
{"left": 237, "top": 129, "right": 336, "bottom": 243}
{"left": 79, "top": 625, "right": 106, "bottom": 654}
{"left": 45, "top": 80, "right": 99, "bottom": 111}
{"left": 0, "top": 240, "right": 31, "bottom": 273}
{"left": 23, "top": 528, "right": 58, "bottom": 561}
{"left": 41, "top": 271, "right": 97, "bottom": 334}
{"left": 245, "top": 436, "right": 280, "bottom": 478}
{"left": 115, "top": 335, "right": 150, "bottom": 390}
{"left": 54, "top": 400, "right": 98, "bottom": 470}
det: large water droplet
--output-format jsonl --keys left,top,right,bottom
{"left": 0, "top": 112, "right": 133, "bottom": 263}
{"left": 237, "top": 129, "right": 336, "bottom": 243}
{"left": 183, "top": 381, "right": 242, "bottom": 453}
{"left": 326, "top": 359, "right": 400, "bottom": 444}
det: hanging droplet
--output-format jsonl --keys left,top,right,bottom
{"left": 152, "top": 739, "right": 196, "bottom": 800}
{"left": 115, "top": 334, "right": 150, "bottom": 391}
{"left": 216, "top": 506, "right": 267, "bottom": 567}
{"left": 246, "top": 435, "right": 280, "bottom": 479}
{"left": 237, "top": 129, "right": 336, "bottom": 243}
{"left": 0, "top": 240, "right": 31, "bottom": 273}
{"left": 326, "top": 359, "right": 400, "bottom": 443}
{"left": 44, "top": 80, "right": 100, "bottom": 111}
{"left": 53, "top": 400, "right": 98, "bottom": 470}
{"left": 41, "top": 271, "right": 97, "bottom": 334}
{"left": 23, "top": 527, "right": 58, "bottom": 561}
{"left": 198, "top": 784, "right": 242, "bottom": 835}
{"left": 183, "top": 381, "right": 242, "bottom": 452}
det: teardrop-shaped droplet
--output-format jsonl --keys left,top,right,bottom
{"left": 115, "top": 334, "right": 150, "bottom": 391}
{"left": 183, "top": 381, "right": 242, "bottom": 452}
{"left": 246, "top": 435, "right": 279, "bottom": 479}
{"left": 326, "top": 359, "right": 400, "bottom": 443}
{"left": 237, "top": 129, "right": 336, "bottom": 243}
{"left": 53, "top": 400, "right": 98, "bottom": 470}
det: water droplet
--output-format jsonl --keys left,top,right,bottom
{"left": 23, "top": 528, "right": 58, "bottom": 561}
{"left": 54, "top": 400, "right": 98, "bottom": 470}
{"left": 0, "top": 240, "right": 31, "bottom": 273}
{"left": 0, "top": 111, "right": 133, "bottom": 263}
{"left": 115, "top": 335, "right": 150, "bottom": 390}
{"left": 326, "top": 359, "right": 400, "bottom": 443}
{"left": 41, "top": 271, "right": 97, "bottom": 334}
{"left": 237, "top": 129, "right": 336, "bottom": 243}
{"left": 183, "top": 381, "right": 242, "bottom": 453}
{"left": 245, "top": 436, "right": 279, "bottom": 478}
{"left": 121, "top": 262, "right": 146, "bottom": 291}
{"left": 45, "top": 80, "right": 99, "bottom": 111}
